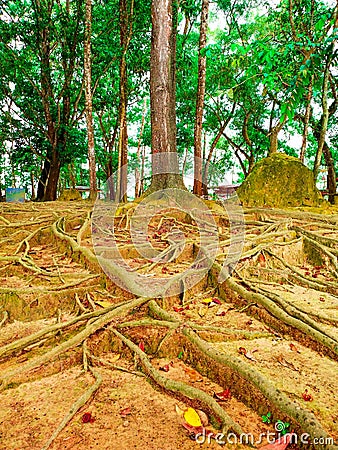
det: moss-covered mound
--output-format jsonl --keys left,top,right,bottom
{"left": 237, "top": 153, "right": 323, "bottom": 208}
{"left": 58, "top": 188, "right": 82, "bottom": 201}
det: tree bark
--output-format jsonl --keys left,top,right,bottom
{"left": 84, "top": 0, "right": 97, "bottom": 201}
{"left": 148, "top": 0, "right": 185, "bottom": 192}
{"left": 135, "top": 98, "right": 147, "bottom": 198}
{"left": 313, "top": 56, "right": 330, "bottom": 182}
{"left": 193, "top": 0, "right": 209, "bottom": 196}
{"left": 299, "top": 75, "right": 313, "bottom": 163}
{"left": 322, "top": 142, "right": 336, "bottom": 204}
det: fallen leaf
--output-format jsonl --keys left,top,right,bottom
{"left": 238, "top": 347, "right": 257, "bottom": 361}
{"left": 82, "top": 412, "right": 95, "bottom": 423}
{"left": 211, "top": 297, "right": 222, "bottom": 305}
{"left": 159, "top": 364, "right": 170, "bottom": 372}
{"left": 214, "top": 389, "right": 231, "bottom": 401}
{"left": 302, "top": 389, "right": 313, "bottom": 402}
{"left": 201, "top": 297, "right": 213, "bottom": 304}
{"left": 198, "top": 305, "right": 209, "bottom": 317}
{"left": 177, "top": 351, "right": 184, "bottom": 359}
{"left": 120, "top": 407, "right": 132, "bottom": 418}
{"left": 139, "top": 340, "right": 145, "bottom": 352}
{"left": 275, "top": 355, "right": 299, "bottom": 372}
{"left": 244, "top": 350, "right": 257, "bottom": 361}
{"left": 319, "top": 297, "right": 325, "bottom": 302}
{"left": 196, "top": 409, "right": 209, "bottom": 426}
{"left": 175, "top": 404, "right": 184, "bottom": 416}
{"left": 94, "top": 300, "right": 112, "bottom": 308}
{"left": 184, "top": 367, "right": 203, "bottom": 382}
{"left": 109, "top": 353, "right": 121, "bottom": 363}
{"left": 259, "top": 432, "right": 293, "bottom": 449}
{"left": 184, "top": 407, "right": 202, "bottom": 427}
{"left": 181, "top": 421, "right": 204, "bottom": 435}
{"left": 289, "top": 343, "right": 300, "bottom": 353}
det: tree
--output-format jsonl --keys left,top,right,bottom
{"left": 193, "top": 0, "right": 209, "bottom": 196}
{"left": 147, "top": 0, "right": 185, "bottom": 192}
{"left": 84, "top": 0, "right": 98, "bottom": 200}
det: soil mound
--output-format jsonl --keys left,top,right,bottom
{"left": 237, "top": 153, "right": 323, "bottom": 207}
{"left": 58, "top": 188, "right": 82, "bottom": 201}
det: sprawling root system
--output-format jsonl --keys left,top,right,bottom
{"left": 0, "top": 201, "right": 337, "bottom": 449}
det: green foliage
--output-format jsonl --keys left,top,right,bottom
{"left": 0, "top": 0, "right": 337, "bottom": 194}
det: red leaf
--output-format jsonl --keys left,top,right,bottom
{"left": 139, "top": 340, "right": 145, "bottom": 352}
{"left": 238, "top": 347, "right": 247, "bottom": 355}
{"left": 259, "top": 432, "right": 293, "bottom": 449}
{"left": 214, "top": 389, "right": 231, "bottom": 401}
{"left": 159, "top": 364, "right": 170, "bottom": 372}
{"left": 82, "top": 412, "right": 95, "bottom": 423}
{"left": 319, "top": 297, "right": 325, "bottom": 302}
{"left": 120, "top": 407, "right": 132, "bottom": 418}
{"left": 181, "top": 422, "right": 204, "bottom": 435}
{"left": 289, "top": 343, "right": 300, "bottom": 353}
{"left": 302, "top": 389, "right": 313, "bottom": 402}
{"left": 211, "top": 297, "right": 222, "bottom": 305}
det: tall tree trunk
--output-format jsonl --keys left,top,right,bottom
{"left": 30, "top": 172, "right": 36, "bottom": 199}
{"left": 107, "top": 158, "right": 116, "bottom": 201}
{"left": 148, "top": 0, "right": 185, "bottom": 192}
{"left": 116, "top": 0, "right": 134, "bottom": 202}
{"left": 268, "top": 99, "right": 287, "bottom": 155}
{"left": 37, "top": 156, "right": 50, "bottom": 201}
{"left": 84, "top": 0, "right": 97, "bottom": 200}
{"left": 322, "top": 142, "right": 336, "bottom": 204}
{"left": 202, "top": 102, "right": 236, "bottom": 196}
{"left": 135, "top": 98, "right": 147, "bottom": 198}
{"left": 44, "top": 151, "right": 61, "bottom": 201}
{"left": 193, "top": 0, "right": 209, "bottom": 196}
{"left": 299, "top": 75, "right": 313, "bottom": 163}
{"left": 269, "top": 128, "right": 278, "bottom": 154}
{"left": 313, "top": 56, "right": 330, "bottom": 181}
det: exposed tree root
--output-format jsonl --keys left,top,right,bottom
{"left": 1, "top": 202, "right": 338, "bottom": 449}
{"left": 113, "top": 329, "right": 244, "bottom": 436}
{"left": 0, "top": 297, "right": 148, "bottom": 390}
{"left": 41, "top": 366, "right": 102, "bottom": 450}
{"left": 148, "top": 301, "right": 337, "bottom": 450}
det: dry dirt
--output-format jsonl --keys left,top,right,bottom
{"left": 0, "top": 201, "right": 337, "bottom": 450}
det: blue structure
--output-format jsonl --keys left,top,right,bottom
{"left": 6, "top": 188, "right": 25, "bottom": 203}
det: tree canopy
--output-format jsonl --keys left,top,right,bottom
{"left": 0, "top": 0, "right": 337, "bottom": 201}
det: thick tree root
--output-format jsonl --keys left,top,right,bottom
{"left": 40, "top": 366, "right": 102, "bottom": 450}
{"left": 148, "top": 301, "right": 337, "bottom": 450}
{"left": 113, "top": 328, "right": 244, "bottom": 436}
{"left": 0, "top": 297, "right": 148, "bottom": 390}
{"left": 222, "top": 274, "right": 338, "bottom": 358}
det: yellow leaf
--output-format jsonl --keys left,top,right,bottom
{"left": 110, "top": 353, "right": 121, "bottom": 363}
{"left": 95, "top": 300, "right": 112, "bottom": 308}
{"left": 201, "top": 298, "right": 212, "bottom": 304}
{"left": 184, "top": 407, "right": 202, "bottom": 427}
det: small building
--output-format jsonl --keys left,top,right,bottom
{"left": 212, "top": 184, "right": 240, "bottom": 199}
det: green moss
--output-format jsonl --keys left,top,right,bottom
{"left": 58, "top": 188, "right": 82, "bottom": 201}
{"left": 237, "top": 153, "right": 324, "bottom": 208}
